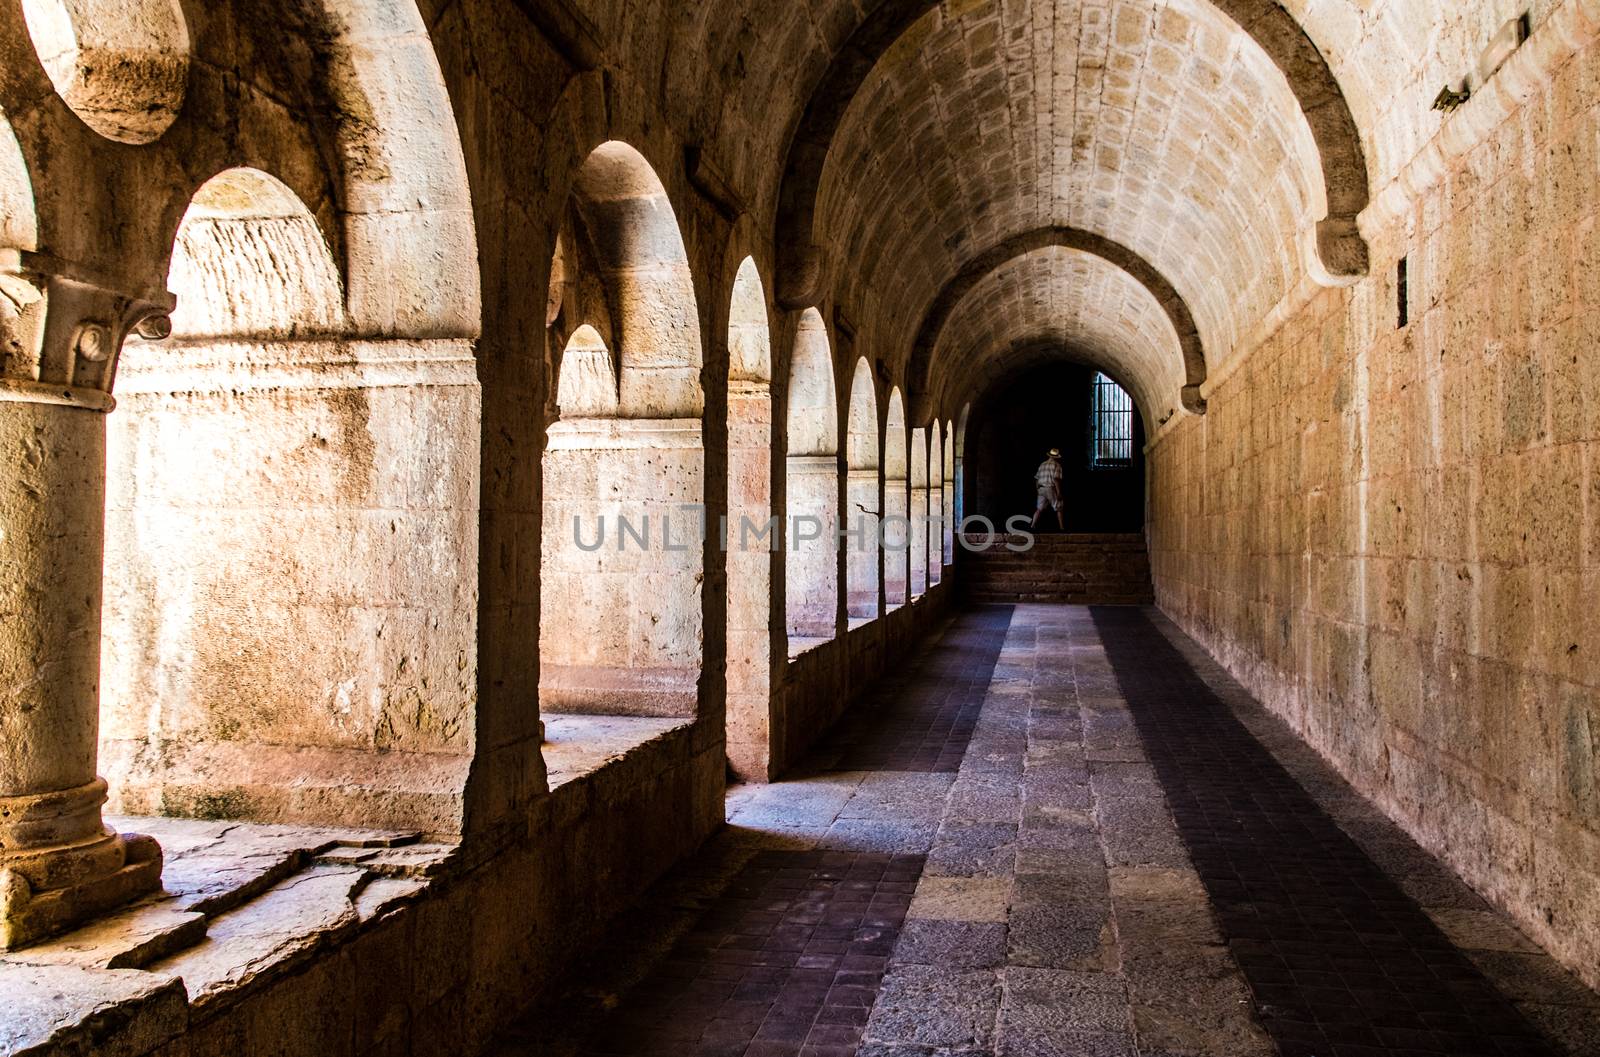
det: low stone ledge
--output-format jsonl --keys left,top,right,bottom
{"left": 3, "top": 965, "right": 189, "bottom": 1057}
{"left": 0, "top": 819, "right": 452, "bottom": 1055}
{"left": 540, "top": 715, "right": 695, "bottom": 792}
{"left": 101, "top": 742, "right": 473, "bottom": 837}
{"left": 0, "top": 719, "right": 718, "bottom": 1057}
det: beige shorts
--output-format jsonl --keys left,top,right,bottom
{"left": 1036, "top": 488, "right": 1062, "bottom": 512}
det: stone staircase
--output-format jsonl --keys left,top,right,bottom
{"left": 958, "top": 532, "right": 1154, "bottom": 605}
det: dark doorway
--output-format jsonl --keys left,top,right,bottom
{"left": 965, "top": 363, "right": 1146, "bottom": 532}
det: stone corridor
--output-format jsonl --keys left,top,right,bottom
{"left": 486, "top": 606, "right": 1600, "bottom": 1057}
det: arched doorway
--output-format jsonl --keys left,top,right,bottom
{"left": 845, "top": 358, "right": 880, "bottom": 623}
{"left": 724, "top": 258, "right": 776, "bottom": 780}
{"left": 883, "top": 389, "right": 910, "bottom": 607}
{"left": 102, "top": 167, "right": 479, "bottom": 832}
{"left": 966, "top": 363, "right": 1146, "bottom": 532}
{"left": 785, "top": 310, "right": 839, "bottom": 652}
{"left": 539, "top": 142, "right": 706, "bottom": 721}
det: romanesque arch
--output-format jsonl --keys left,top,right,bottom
{"left": 784, "top": 308, "right": 839, "bottom": 648}
{"left": 773, "top": 0, "right": 1370, "bottom": 310}
{"left": 884, "top": 387, "right": 910, "bottom": 607}
{"left": 908, "top": 227, "right": 1209, "bottom": 422}
{"left": 845, "top": 357, "right": 881, "bottom": 621}
{"left": 539, "top": 142, "right": 706, "bottom": 720}
{"left": 942, "top": 419, "right": 955, "bottom": 566}
{"left": 927, "top": 419, "right": 944, "bottom": 587}
{"left": 724, "top": 256, "right": 776, "bottom": 781}
{"left": 908, "top": 424, "right": 929, "bottom": 598}
{"left": 101, "top": 166, "right": 479, "bottom": 834}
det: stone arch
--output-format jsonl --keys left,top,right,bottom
{"left": 926, "top": 244, "right": 1184, "bottom": 435}
{"left": 884, "top": 387, "right": 910, "bottom": 607}
{"left": 0, "top": 115, "right": 39, "bottom": 373}
{"left": 554, "top": 324, "right": 619, "bottom": 418}
{"left": 909, "top": 227, "right": 1208, "bottom": 423}
{"left": 1, "top": 0, "right": 480, "bottom": 339}
{"left": 942, "top": 418, "right": 955, "bottom": 566}
{"left": 773, "top": 0, "right": 1370, "bottom": 310}
{"left": 845, "top": 357, "right": 880, "bottom": 621}
{"left": 909, "top": 424, "right": 929, "bottom": 598}
{"left": 729, "top": 257, "right": 774, "bottom": 385}
{"left": 785, "top": 308, "right": 839, "bottom": 647}
{"left": 927, "top": 419, "right": 943, "bottom": 587}
{"left": 953, "top": 402, "right": 970, "bottom": 530}
{"left": 100, "top": 165, "right": 478, "bottom": 833}
{"left": 281, "top": 0, "right": 481, "bottom": 340}
{"left": 539, "top": 140, "right": 707, "bottom": 721}
{"left": 724, "top": 255, "right": 776, "bottom": 781}
{"left": 568, "top": 140, "right": 705, "bottom": 418}
{"left": 19, "top": 0, "right": 189, "bottom": 145}
{"left": 161, "top": 167, "right": 344, "bottom": 341}
{"left": 0, "top": 112, "right": 37, "bottom": 253}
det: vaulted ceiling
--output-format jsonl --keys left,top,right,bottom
{"left": 625, "top": 0, "right": 1543, "bottom": 422}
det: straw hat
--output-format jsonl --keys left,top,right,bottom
{"left": 1048, "top": 448, "right": 1061, "bottom": 458}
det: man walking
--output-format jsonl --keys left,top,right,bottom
{"left": 1031, "top": 447, "right": 1066, "bottom": 531}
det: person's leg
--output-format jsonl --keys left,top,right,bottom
{"left": 1031, "top": 493, "right": 1046, "bottom": 529}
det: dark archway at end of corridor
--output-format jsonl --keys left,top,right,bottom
{"left": 965, "top": 363, "right": 1145, "bottom": 534}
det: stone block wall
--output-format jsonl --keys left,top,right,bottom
{"left": 102, "top": 343, "right": 482, "bottom": 834}
{"left": 1148, "top": 27, "right": 1600, "bottom": 990}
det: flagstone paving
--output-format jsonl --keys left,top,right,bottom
{"left": 487, "top": 606, "right": 1600, "bottom": 1057}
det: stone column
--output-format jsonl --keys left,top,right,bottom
{"left": 0, "top": 251, "right": 169, "bottom": 949}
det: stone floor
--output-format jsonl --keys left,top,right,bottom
{"left": 487, "top": 605, "right": 1600, "bottom": 1057}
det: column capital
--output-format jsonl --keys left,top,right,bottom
{"left": 0, "top": 250, "right": 175, "bottom": 413}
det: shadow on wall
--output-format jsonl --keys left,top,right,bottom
{"left": 966, "top": 363, "right": 1145, "bottom": 533}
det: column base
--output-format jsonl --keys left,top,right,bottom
{"left": 0, "top": 781, "right": 164, "bottom": 950}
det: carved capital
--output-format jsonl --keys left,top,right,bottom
{"left": 0, "top": 251, "right": 175, "bottom": 413}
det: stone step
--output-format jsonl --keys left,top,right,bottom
{"left": 959, "top": 533, "right": 1153, "bottom": 606}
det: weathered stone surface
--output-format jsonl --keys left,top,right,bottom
{"left": 3, "top": 906, "right": 206, "bottom": 971}
{"left": 865, "top": 964, "right": 1001, "bottom": 1050}
{"left": 1, "top": 965, "right": 187, "bottom": 1057}
{"left": 906, "top": 876, "right": 1010, "bottom": 923}
{"left": 6, "top": 0, "right": 1600, "bottom": 1052}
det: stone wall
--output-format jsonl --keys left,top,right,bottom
{"left": 1148, "top": 25, "right": 1600, "bottom": 990}
{"left": 781, "top": 585, "right": 955, "bottom": 776}
{"left": 101, "top": 344, "right": 481, "bottom": 834}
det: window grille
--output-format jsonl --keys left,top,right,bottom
{"left": 1090, "top": 372, "right": 1134, "bottom": 468}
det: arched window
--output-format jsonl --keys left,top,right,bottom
{"left": 953, "top": 403, "right": 970, "bottom": 531}
{"left": 539, "top": 142, "right": 706, "bottom": 724}
{"left": 785, "top": 310, "right": 839, "bottom": 651}
{"left": 928, "top": 421, "right": 944, "bottom": 587}
{"left": 845, "top": 359, "right": 880, "bottom": 623}
{"left": 883, "top": 390, "right": 909, "bottom": 607}
{"left": 909, "top": 427, "right": 928, "bottom": 598}
{"left": 102, "top": 167, "right": 479, "bottom": 833}
{"left": 725, "top": 258, "right": 776, "bottom": 780}
{"left": 943, "top": 421, "right": 956, "bottom": 565}
{"left": 20, "top": 0, "right": 190, "bottom": 144}
{"left": 1091, "top": 371, "right": 1135, "bottom": 469}
{"left": 554, "top": 324, "right": 618, "bottom": 417}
